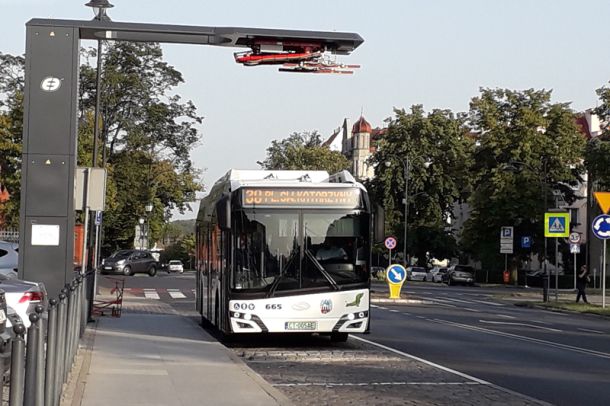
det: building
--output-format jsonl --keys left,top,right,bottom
{"left": 322, "top": 116, "right": 385, "bottom": 181}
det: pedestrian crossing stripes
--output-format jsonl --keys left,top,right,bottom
{"left": 126, "top": 288, "right": 195, "bottom": 300}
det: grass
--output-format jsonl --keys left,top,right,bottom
{"left": 533, "top": 301, "right": 610, "bottom": 317}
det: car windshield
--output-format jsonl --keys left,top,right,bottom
{"left": 232, "top": 209, "right": 369, "bottom": 294}
{"left": 169, "top": 260, "right": 182, "bottom": 265}
{"left": 109, "top": 250, "right": 132, "bottom": 259}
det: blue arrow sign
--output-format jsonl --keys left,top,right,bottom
{"left": 592, "top": 214, "right": 610, "bottom": 240}
{"left": 386, "top": 264, "right": 406, "bottom": 284}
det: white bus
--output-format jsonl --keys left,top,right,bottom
{"left": 195, "top": 169, "right": 381, "bottom": 342}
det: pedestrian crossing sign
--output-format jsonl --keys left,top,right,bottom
{"left": 544, "top": 212, "right": 570, "bottom": 237}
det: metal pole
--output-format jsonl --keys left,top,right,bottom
{"left": 505, "top": 254, "right": 508, "bottom": 283}
{"left": 24, "top": 312, "right": 41, "bottom": 406}
{"left": 403, "top": 158, "right": 409, "bottom": 266}
{"left": 555, "top": 237, "right": 559, "bottom": 302}
{"left": 574, "top": 252, "right": 577, "bottom": 291}
{"left": 388, "top": 248, "right": 391, "bottom": 267}
{"left": 542, "top": 159, "right": 549, "bottom": 302}
{"left": 35, "top": 305, "right": 45, "bottom": 406}
{"left": 9, "top": 324, "right": 26, "bottom": 406}
{"left": 45, "top": 299, "right": 58, "bottom": 406}
{"left": 603, "top": 239, "right": 607, "bottom": 308}
{"left": 55, "top": 291, "right": 67, "bottom": 404}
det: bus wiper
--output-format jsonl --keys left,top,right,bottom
{"left": 305, "top": 249, "right": 339, "bottom": 291}
{"left": 267, "top": 249, "right": 297, "bottom": 298}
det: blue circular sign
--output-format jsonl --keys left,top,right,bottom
{"left": 593, "top": 214, "right": 610, "bottom": 240}
{"left": 386, "top": 264, "right": 406, "bottom": 284}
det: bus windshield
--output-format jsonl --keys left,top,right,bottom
{"left": 232, "top": 209, "right": 368, "bottom": 294}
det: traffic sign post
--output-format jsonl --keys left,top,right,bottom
{"left": 592, "top": 214, "right": 610, "bottom": 308}
{"left": 384, "top": 236, "right": 397, "bottom": 267}
{"left": 386, "top": 264, "right": 407, "bottom": 299}
{"left": 544, "top": 212, "right": 570, "bottom": 301}
{"left": 500, "top": 226, "right": 514, "bottom": 284}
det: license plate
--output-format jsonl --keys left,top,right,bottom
{"left": 104, "top": 267, "right": 112, "bottom": 270}
{"left": 285, "top": 321, "right": 317, "bottom": 331}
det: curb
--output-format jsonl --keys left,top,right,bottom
{"left": 371, "top": 298, "right": 431, "bottom": 304}
{"left": 514, "top": 302, "right": 610, "bottom": 319}
{"left": 60, "top": 320, "right": 97, "bottom": 406}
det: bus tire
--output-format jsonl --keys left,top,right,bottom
{"left": 330, "top": 332, "right": 348, "bottom": 343}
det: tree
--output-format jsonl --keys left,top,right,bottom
{"left": 0, "top": 52, "right": 24, "bottom": 228}
{"left": 78, "top": 42, "right": 203, "bottom": 249}
{"left": 462, "top": 88, "right": 585, "bottom": 272}
{"left": 367, "top": 106, "right": 473, "bottom": 264}
{"left": 261, "top": 131, "right": 350, "bottom": 173}
{"left": 585, "top": 82, "right": 610, "bottom": 190}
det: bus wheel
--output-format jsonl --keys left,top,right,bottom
{"left": 330, "top": 332, "right": 348, "bottom": 343}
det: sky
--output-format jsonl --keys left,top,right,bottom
{"left": 2, "top": 0, "right": 610, "bottom": 220}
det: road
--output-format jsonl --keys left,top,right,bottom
{"left": 98, "top": 274, "right": 610, "bottom": 405}
{"left": 370, "top": 282, "right": 610, "bottom": 405}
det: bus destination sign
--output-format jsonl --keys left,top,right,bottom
{"left": 241, "top": 188, "right": 361, "bottom": 208}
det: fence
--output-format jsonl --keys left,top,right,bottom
{"left": 0, "top": 230, "right": 18, "bottom": 242}
{"left": 1, "top": 272, "right": 88, "bottom": 406}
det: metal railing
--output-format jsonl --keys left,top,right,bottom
{"left": 0, "top": 230, "right": 19, "bottom": 242}
{"left": 3, "top": 273, "right": 88, "bottom": 406}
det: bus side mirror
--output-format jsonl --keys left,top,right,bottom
{"left": 373, "top": 204, "right": 385, "bottom": 243}
{"left": 216, "top": 194, "right": 231, "bottom": 231}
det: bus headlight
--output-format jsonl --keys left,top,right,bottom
{"left": 233, "top": 312, "right": 241, "bottom": 318}
{"left": 358, "top": 312, "right": 365, "bottom": 318}
{"left": 347, "top": 313, "right": 355, "bottom": 321}
{"left": 243, "top": 314, "right": 252, "bottom": 320}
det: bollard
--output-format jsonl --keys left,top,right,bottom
{"left": 9, "top": 324, "right": 26, "bottom": 406}
{"left": 55, "top": 290, "right": 67, "bottom": 400}
{"left": 45, "top": 299, "right": 58, "bottom": 406}
{"left": 24, "top": 312, "right": 41, "bottom": 406}
{"left": 35, "top": 304, "right": 45, "bottom": 406}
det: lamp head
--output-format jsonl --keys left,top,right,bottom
{"left": 85, "top": 0, "right": 114, "bottom": 21}
{"left": 145, "top": 203, "right": 153, "bottom": 213}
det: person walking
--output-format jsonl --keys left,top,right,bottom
{"left": 576, "top": 265, "right": 590, "bottom": 304}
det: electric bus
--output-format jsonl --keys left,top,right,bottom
{"left": 195, "top": 169, "right": 381, "bottom": 342}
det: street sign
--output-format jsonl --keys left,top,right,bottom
{"left": 500, "top": 245, "right": 513, "bottom": 254}
{"left": 500, "top": 226, "right": 513, "bottom": 239}
{"left": 521, "top": 236, "right": 531, "bottom": 248}
{"left": 592, "top": 214, "right": 610, "bottom": 240}
{"left": 386, "top": 264, "right": 406, "bottom": 299}
{"left": 570, "top": 243, "right": 580, "bottom": 254}
{"left": 94, "top": 211, "right": 103, "bottom": 226}
{"left": 544, "top": 212, "right": 570, "bottom": 238}
{"left": 569, "top": 232, "right": 580, "bottom": 244}
{"left": 384, "top": 236, "right": 397, "bottom": 250}
{"left": 594, "top": 192, "right": 610, "bottom": 214}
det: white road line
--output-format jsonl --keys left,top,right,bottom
{"left": 389, "top": 309, "right": 399, "bottom": 313}
{"left": 351, "top": 335, "right": 552, "bottom": 405}
{"left": 442, "top": 297, "right": 475, "bottom": 304}
{"left": 578, "top": 328, "right": 605, "bottom": 334}
{"left": 471, "top": 300, "right": 504, "bottom": 306}
{"left": 168, "top": 290, "right": 186, "bottom": 299}
{"left": 531, "top": 320, "right": 551, "bottom": 325}
{"left": 494, "top": 314, "right": 516, "bottom": 319}
{"left": 143, "top": 289, "right": 160, "bottom": 300}
{"left": 478, "top": 320, "right": 562, "bottom": 333}
{"left": 431, "top": 318, "right": 610, "bottom": 360}
{"left": 273, "top": 381, "right": 480, "bottom": 387}
{"left": 370, "top": 304, "right": 379, "bottom": 308}
{"left": 463, "top": 308, "right": 481, "bottom": 313}
{"left": 402, "top": 312, "right": 412, "bottom": 316}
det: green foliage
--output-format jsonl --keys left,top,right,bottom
{"left": 462, "top": 88, "right": 585, "bottom": 271}
{"left": 78, "top": 42, "right": 204, "bottom": 250}
{"left": 161, "top": 233, "right": 195, "bottom": 267}
{"left": 586, "top": 83, "right": 610, "bottom": 190}
{"left": 367, "top": 106, "right": 472, "bottom": 264}
{"left": 0, "top": 52, "right": 24, "bottom": 228}
{"left": 261, "top": 131, "right": 350, "bottom": 173}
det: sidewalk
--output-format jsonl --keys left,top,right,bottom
{"left": 73, "top": 300, "right": 292, "bottom": 406}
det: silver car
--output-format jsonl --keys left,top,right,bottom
{"left": 407, "top": 266, "right": 428, "bottom": 282}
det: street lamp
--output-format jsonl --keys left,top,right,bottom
{"left": 138, "top": 217, "right": 145, "bottom": 250}
{"left": 385, "top": 157, "right": 432, "bottom": 266}
{"left": 145, "top": 203, "right": 153, "bottom": 249}
{"left": 85, "top": 0, "right": 114, "bottom": 21}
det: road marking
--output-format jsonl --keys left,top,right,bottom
{"left": 143, "top": 289, "right": 160, "bottom": 300}
{"left": 273, "top": 381, "right": 480, "bottom": 387}
{"left": 402, "top": 312, "right": 412, "bottom": 316}
{"left": 389, "top": 309, "right": 399, "bottom": 313}
{"left": 463, "top": 308, "right": 480, "bottom": 313}
{"left": 494, "top": 314, "right": 516, "bottom": 319}
{"left": 351, "top": 335, "right": 551, "bottom": 405}
{"left": 431, "top": 319, "right": 610, "bottom": 360}
{"left": 471, "top": 300, "right": 504, "bottom": 306}
{"left": 168, "top": 289, "right": 186, "bottom": 299}
{"left": 442, "top": 297, "right": 475, "bottom": 304}
{"left": 478, "top": 320, "right": 562, "bottom": 332}
{"left": 578, "top": 328, "right": 605, "bottom": 334}
{"left": 370, "top": 304, "right": 379, "bottom": 308}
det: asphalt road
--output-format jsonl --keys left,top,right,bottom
{"left": 100, "top": 274, "right": 610, "bottom": 405}
{"left": 370, "top": 282, "right": 610, "bottom": 406}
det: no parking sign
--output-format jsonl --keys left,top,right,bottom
{"left": 384, "top": 236, "right": 397, "bottom": 250}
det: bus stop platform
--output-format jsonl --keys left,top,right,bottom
{"left": 67, "top": 301, "right": 291, "bottom": 406}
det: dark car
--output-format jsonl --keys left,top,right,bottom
{"left": 445, "top": 265, "right": 475, "bottom": 286}
{"left": 101, "top": 249, "right": 158, "bottom": 277}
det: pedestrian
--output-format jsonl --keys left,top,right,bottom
{"left": 576, "top": 265, "right": 590, "bottom": 304}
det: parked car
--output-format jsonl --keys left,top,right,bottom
{"left": 426, "top": 266, "right": 447, "bottom": 283}
{"left": 0, "top": 241, "right": 18, "bottom": 271}
{"left": 406, "top": 266, "right": 428, "bottom": 282}
{"left": 0, "top": 274, "right": 47, "bottom": 328}
{"left": 445, "top": 265, "right": 475, "bottom": 286}
{"left": 167, "top": 260, "right": 184, "bottom": 273}
{"left": 101, "top": 249, "right": 158, "bottom": 277}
